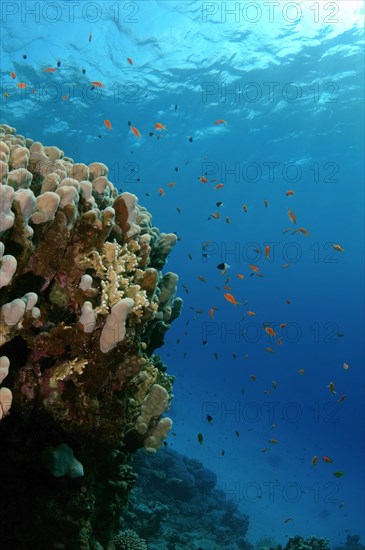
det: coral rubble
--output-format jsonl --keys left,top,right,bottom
{"left": 0, "top": 124, "right": 181, "bottom": 548}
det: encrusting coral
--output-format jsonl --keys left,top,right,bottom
{"left": 0, "top": 123, "right": 182, "bottom": 548}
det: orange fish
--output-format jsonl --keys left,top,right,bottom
{"left": 280, "top": 323, "right": 286, "bottom": 329}
{"left": 127, "top": 57, "right": 133, "bottom": 65}
{"left": 198, "top": 276, "right": 206, "bottom": 283}
{"left": 286, "top": 190, "right": 295, "bottom": 196}
{"left": 265, "top": 327, "right": 276, "bottom": 337}
{"left": 224, "top": 293, "right": 240, "bottom": 306}
{"left": 61, "top": 95, "right": 69, "bottom": 101}
{"left": 90, "top": 81, "right": 104, "bottom": 88}
{"left": 242, "top": 204, "right": 248, "bottom": 212}
{"left": 223, "top": 285, "right": 231, "bottom": 290}
{"left": 10, "top": 72, "right": 16, "bottom": 79}
{"left": 214, "top": 119, "right": 226, "bottom": 125}
{"left": 17, "top": 83, "right": 27, "bottom": 89}
{"left": 104, "top": 119, "right": 112, "bottom": 130}
{"left": 131, "top": 125, "right": 141, "bottom": 138}
{"left": 322, "top": 456, "right": 334, "bottom": 464}
{"left": 311, "top": 455, "right": 318, "bottom": 466}
{"left": 333, "top": 244, "right": 344, "bottom": 252}
{"left": 236, "top": 273, "right": 245, "bottom": 280}
{"left": 209, "top": 307, "right": 215, "bottom": 319}
{"left": 158, "top": 188, "right": 165, "bottom": 196}
{"left": 168, "top": 182, "right": 176, "bottom": 187}
{"left": 155, "top": 123, "right": 167, "bottom": 130}
{"left": 43, "top": 67, "right": 57, "bottom": 72}
{"left": 214, "top": 183, "right": 224, "bottom": 189}
{"left": 249, "top": 264, "right": 260, "bottom": 273}
{"left": 288, "top": 208, "right": 296, "bottom": 224}
{"left": 210, "top": 211, "right": 220, "bottom": 220}
{"left": 299, "top": 227, "right": 310, "bottom": 236}
{"left": 266, "top": 347, "right": 275, "bottom": 353}
{"left": 264, "top": 245, "right": 270, "bottom": 260}
{"left": 277, "top": 337, "right": 283, "bottom": 346}
{"left": 198, "top": 176, "right": 208, "bottom": 183}
{"left": 246, "top": 311, "right": 255, "bottom": 316}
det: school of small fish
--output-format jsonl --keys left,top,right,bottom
{"left": 3, "top": 34, "right": 351, "bottom": 518}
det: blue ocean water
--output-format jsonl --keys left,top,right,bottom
{"left": 1, "top": 0, "right": 364, "bottom": 547}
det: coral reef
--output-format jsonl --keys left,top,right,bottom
{"left": 113, "top": 529, "right": 147, "bottom": 550}
{"left": 120, "top": 448, "right": 253, "bottom": 550}
{"left": 333, "top": 534, "right": 365, "bottom": 550}
{"left": 270, "top": 536, "right": 330, "bottom": 550}
{"left": 0, "top": 124, "right": 182, "bottom": 548}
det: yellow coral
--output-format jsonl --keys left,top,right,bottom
{"left": 77, "top": 239, "right": 152, "bottom": 318}
{"left": 50, "top": 358, "right": 88, "bottom": 384}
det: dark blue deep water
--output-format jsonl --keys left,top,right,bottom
{"left": 1, "top": 1, "right": 364, "bottom": 547}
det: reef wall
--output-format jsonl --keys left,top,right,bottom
{"left": 0, "top": 123, "right": 182, "bottom": 549}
